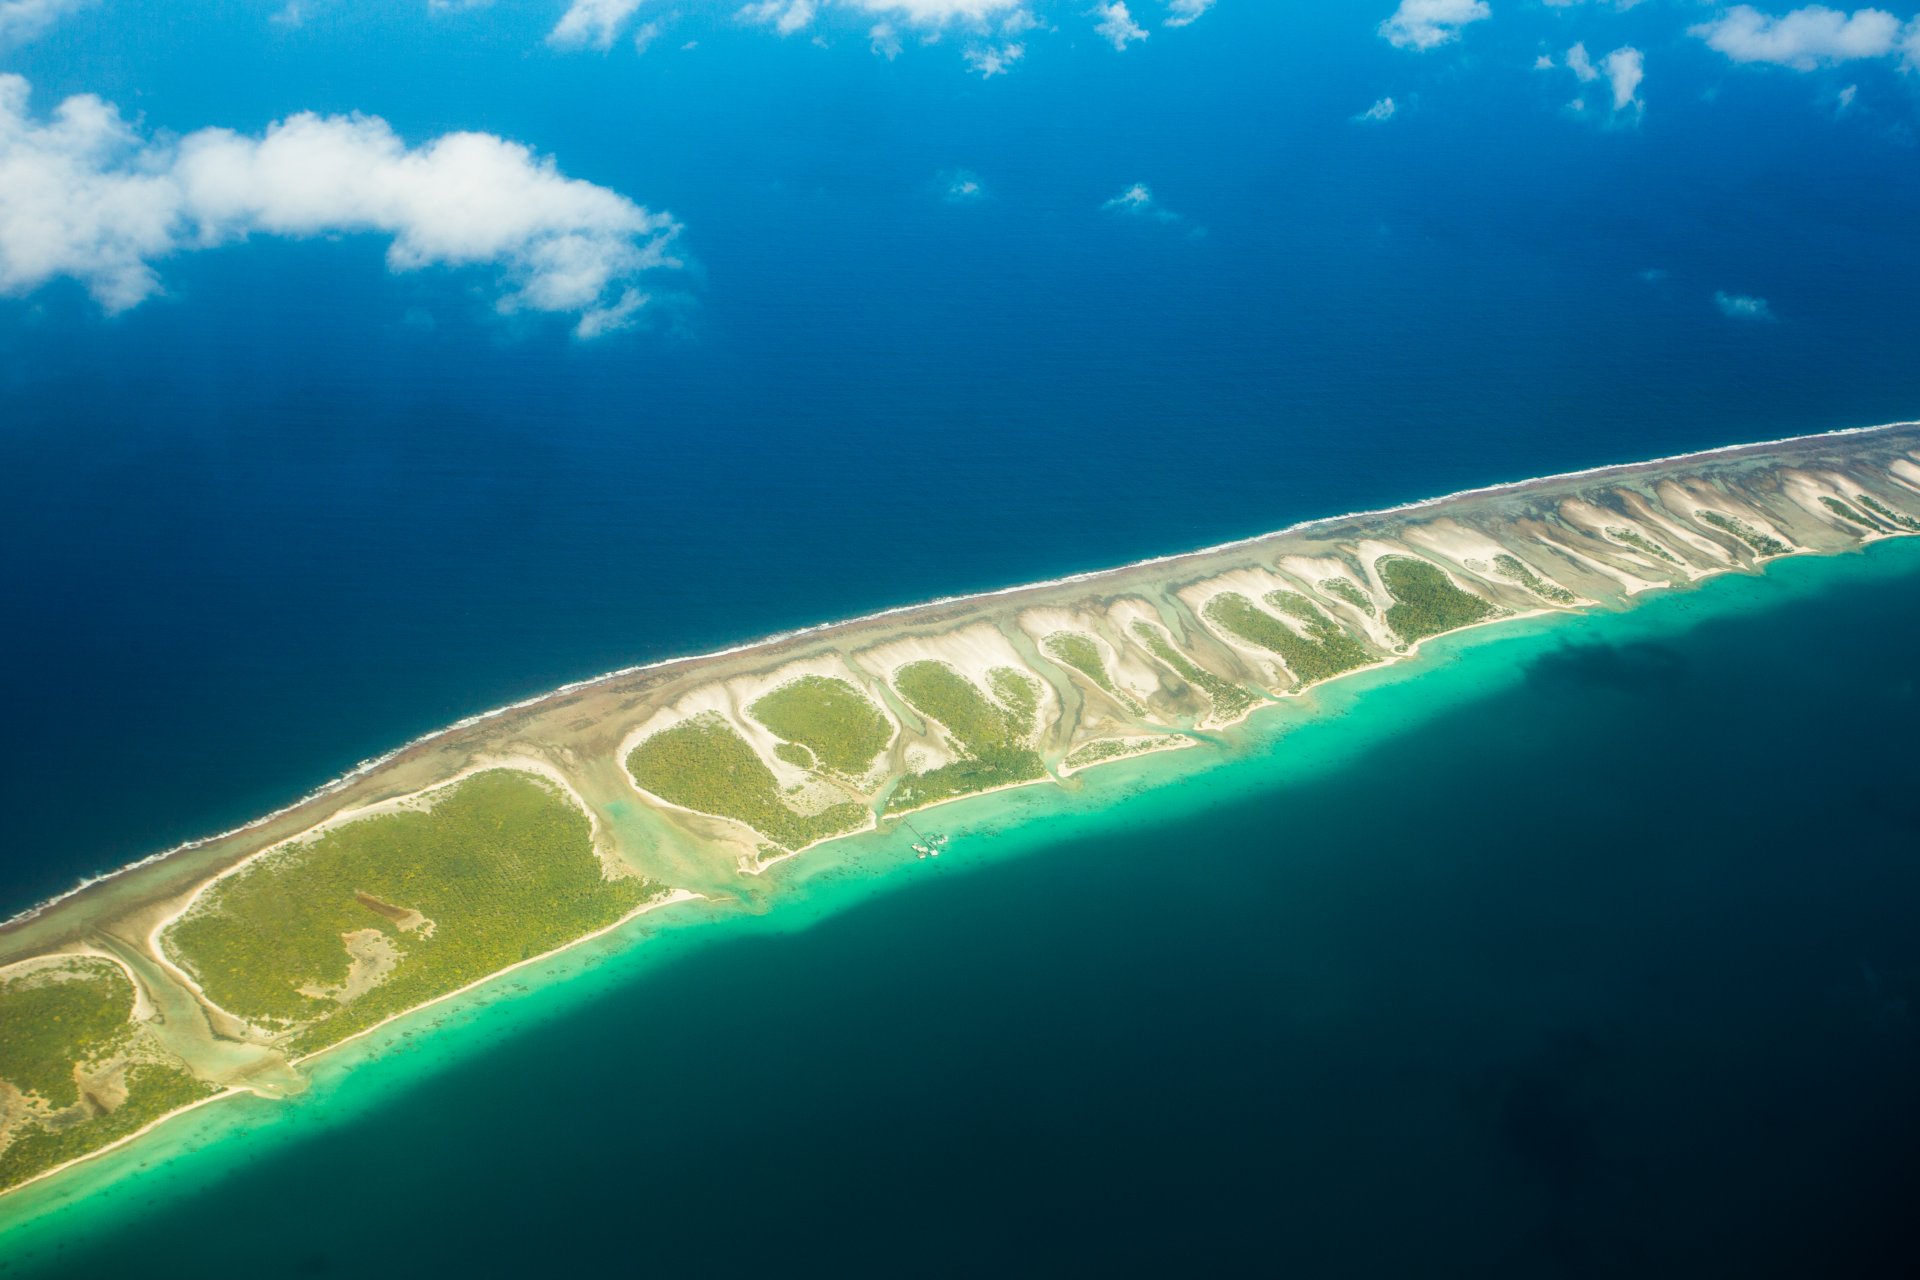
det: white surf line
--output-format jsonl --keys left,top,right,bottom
{"left": 8, "top": 418, "right": 1916, "bottom": 930}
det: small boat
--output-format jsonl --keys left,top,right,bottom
{"left": 904, "top": 819, "right": 945, "bottom": 860}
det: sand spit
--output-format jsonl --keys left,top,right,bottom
{"left": 4, "top": 421, "right": 1920, "bottom": 1198}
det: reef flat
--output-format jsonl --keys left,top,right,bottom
{"left": 3, "top": 422, "right": 1918, "bottom": 1197}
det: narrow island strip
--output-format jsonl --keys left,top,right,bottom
{"left": 4, "top": 422, "right": 1919, "bottom": 1199}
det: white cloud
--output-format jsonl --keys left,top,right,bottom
{"left": 1691, "top": 6, "right": 1911, "bottom": 69}
{"left": 1354, "top": 96, "right": 1398, "bottom": 122}
{"left": 1559, "top": 41, "right": 1643, "bottom": 114}
{"left": 964, "top": 41, "right": 1025, "bottom": 75}
{"left": 1102, "top": 181, "right": 1185, "bottom": 223}
{"left": 0, "top": 75, "right": 680, "bottom": 336}
{"left": 548, "top": 0, "right": 646, "bottom": 50}
{"left": 847, "top": 0, "right": 1025, "bottom": 22}
{"left": 1164, "top": 0, "right": 1212, "bottom": 25}
{"left": 0, "top": 0, "right": 93, "bottom": 46}
{"left": 633, "top": 18, "right": 664, "bottom": 51}
{"left": 1093, "top": 2, "right": 1148, "bottom": 48}
{"left": 1379, "top": 0, "right": 1491, "bottom": 51}
{"left": 739, "top": 0, "right": 819, "bottom": 35}
{"left": 943, "top": 168, "right": 984, "bottom": 199}
{"left": 1604, "top": 45, "right": 1643, "bottom": 110}
{"left": 1715, "top": 290, "right": 1775, "bottom": 320}
{"left": 870, "top": 20, "right": 903, "bottom": 55}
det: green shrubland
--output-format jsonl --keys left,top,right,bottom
{"left": 1202, "top": 592, "right": 1374, "bottom": 686}
{"left": 0, "top": 960, "right": 135, "bottom": 1109}
{"left": 887, "top": 661, "right": 1046, "bottom": 811}
{"left": 0, "top": 1062, "right": 217, "bottom": 1193}
{"left": 1696, "top": 510, "right": 1790, "bottom": 557}
{"left": 1605, "top": 526, "right": 1681, "bottom": 565}
{"left": 1819, "top": 496, "right": 1883, "bottom": 532}
{"left": 1857, "top": 494, "right": 1920, "bottom": 531}
{"left": 1318, "top": 577, "right": 1376, "bottom": 615}
{"left": 168, "top": 770, "right": 660, "bottom": 1054}
{"left": 1043, "top": 633, "right": 1141, "bottom": 711}
{"left": 630, "top": 715, "right": 865, "bottom": 851}
{"left": 1377, "top": 556, "right": 1500, "bottom": 642}
{"left": 748, "top": 676, "right": 892, "bottom": 775}
{"left": 773, "top": 741, "right": 814, "bottom": 769}
{"left": 988, "top": 667, "right": 1041, "bottom": 727}
{"left": 1063, "top": 736, "right": 1187, "bottom": 769}
{"left": 1129, "top": 621, "right": 1257, "bottom": 719}
{"left": 1491, "top": 554, "right": 1576, "bottom": 604}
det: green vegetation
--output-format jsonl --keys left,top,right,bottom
{"left": 1318, "top": 577, "right": 1376, "bottom": 615}
{"left": 1819, "top": 496, "right": 1882, "bottom": 533}
{"left": 895, "top": 661, "right": 1029, "bottom": 751}
{"left": 772, "top": 741, "right": 814, "bottom": 769}
{"left": 1043, "top": 633, "right": 1115, "bottom": 692}
{"left": 1043, "top": 632, "right": 1141, "bottom": 712}
{"left": 888, "top": 661, "right": 1047, "bottom": 812}
{"left": 1697, "top": 510, "right": 1790, "bottom": 557}
{"left": 988, "top": 667, "right": 1041, "bottom": 727}
{"left": 1491, "top": 554, "right": 1576, "bottom": 604}
{"left": 0, "top": 960, "right": 135, "bottom": 1109}
{"left": 0, "top": 959, "right": 224, "bottom": 1193}
{"left": 1377, "top": 556, "right": 1500, "bottom": 643}
{"left": 630, "top": 716, "right": 865, "bottom": 853}
{"left": 169, "top": 770, "right": 662, "bottom": 1055}
{"left": 1857, "top": 493, "right": 1920, "bottom": 532}
{"left": 1129, "top": 621, "right": 1257, "bottom": 719}
{"left": 0, "top": 1062, "right": 218, "bottom": 1193}
{"left": 748, "top": 676, "right": 892, "bottom": 775}
{"left": 1202, "top": 592, "right": 1374, "bottom": 686}
{"left": 1063, "top": 735, "right": 1187, "bottom": 770}
{"left": 1605, "top": 526, "right": 1680, "bottom": 565}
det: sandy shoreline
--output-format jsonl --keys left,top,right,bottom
{"left": 7, "top": 418, "right": 1912, "bottom": 935}
{"left": 4, "top": 419, "right": 1918, "bottom": 1209}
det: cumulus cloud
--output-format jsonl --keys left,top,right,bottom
{"left": 964, "top": 41, "right": 1025, "bottom": 75}
{"left": 1691, "top": 5, "right": 1914, "bottom": 69}
{"left": 1164, "top": 0, "right": 1213, "bottom": 25}
{"left": 942, "top": 168, "right": 985, "bottom": 199}
{"left": 1093, "top": 2, "right": 1148, "bottom": 48}
{"left": 1354, "top": 96, "right": 1398, "bottom": 122}
{"left": 0, "top": 0, "right": 93, "bottom": 46}
{"left": 1566, "top": 41, "right": 1598, "bottom": 82}
{"left": 1604, "top": 45, "right": 1644, "bottom": 110}
{"left": 848, "top": 0, "right": 1026, "bottom": 21}
{"left": 1559, "top": 41, "right": 1643, "bottom": 114}
{"left": 739, "top": 0, "right": 819, "bottom": 35}
{"left": 1715, "top": 290, "right": 1775, "bottom": 319}
{"left": 548, "top": 0, "right": 647, "bottom": 50}
{"left": 0, "top": 76, "right": 680, "bottom": 336}
{"left": 1379, "top": 0, "right": 1491, "bottom": 51}
{"left": 1102, "top": 182, "right": 1188, "bottom": 225}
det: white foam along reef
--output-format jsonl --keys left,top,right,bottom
{"left": 7, "top": 418, "right": 1914, "bottom": 931}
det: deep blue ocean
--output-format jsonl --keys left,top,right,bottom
{"left": 4, "top": 3, "right": 1920, "bottom": 1274}
{"left": 5, "top": 1, "right": 1920, "bottom": 908}
{"left": 5, "top": 543, "right": 1919, "bottom": 1278}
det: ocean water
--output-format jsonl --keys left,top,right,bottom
{"left": 6, "top": 1, "right": 1920, "bottom": 908}
{"left": 4, "top": 541, "right": 1918, "bottom": 1277}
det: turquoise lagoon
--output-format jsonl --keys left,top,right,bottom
{"left": 4, "top": 536, "right": 1919, "bottom": 1276}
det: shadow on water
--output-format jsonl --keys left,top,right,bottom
{"left": 9, "top": 546, "right": 1920, "bottom": 1279}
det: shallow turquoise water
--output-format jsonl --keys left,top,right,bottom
{"left": 4, "top": 539, "right": 1919, "bottom": 1276}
